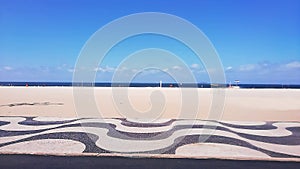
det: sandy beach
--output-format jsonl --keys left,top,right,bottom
{"left": 1, "top": 86, "right": 300, "bottom": 163}
{"left": 0, "top": 87, "right": 299, "bottom": 121}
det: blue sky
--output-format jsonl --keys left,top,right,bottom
{"left": 0, "top": 0, "right": 299, "bottom": 83}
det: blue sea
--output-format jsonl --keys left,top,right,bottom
{"left": 0, "top": 82, "right": 300, "bottom": 89}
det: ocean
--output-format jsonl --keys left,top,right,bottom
{"left": 0, "top": 82, "right": 300, "bottom": 89}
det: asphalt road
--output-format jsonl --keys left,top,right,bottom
{"left": 0, "top": 154, "right": 299, "bottom": 169}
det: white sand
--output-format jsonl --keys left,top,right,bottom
{"left": 0, "top": 87, "right": 299, "bottom": 121}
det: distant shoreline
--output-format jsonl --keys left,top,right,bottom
{"left": 1, "top": 82, "right": 300, "bottom": 89}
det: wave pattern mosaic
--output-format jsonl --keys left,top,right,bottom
{"left": 0, "top": 117, "right": 299, "bottom": 159}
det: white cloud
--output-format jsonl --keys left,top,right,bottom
{"left": 285, "top": 61, "right": 300, "bottom": 69}
{"left": 163, "top": 68, "right": 169, "bottom": 72}
{"left": 3, "top": 66, "right": 13, "bottom": 71}
{"left": 226, "top": 66, "right": 233, "bottom": 71}
{"left": 131, "top": 69, "right": 138, "bottom": 73}
{"left": 239, "top": 64, "right": 257, "bottom": 71}
{"left": 190, "top": 63, "right": 199, "bottom": 69}
{"left": 148, "top": 69, "right": 160, "bottom": 74}
{"left": 67, "top": 68, "right": 75, "bottom": 73}
{"left": 94, "top": 67, "right": 102, "bottom": 72}
{"left": 95, "top": 66, "right": 115, "bottom": 72}
{"left": 227, "top": 61, "right": 300, "bottom": 73}
{"left": 226, "top": 61, "right": 300, "bottom": 83}
{"left": 172, "top": 65, "right": 182, "bottom": 70}
{"left": 139, "top": 69, "right": 160, "bottom": 75}
{"left": 56, "top": 64, "right": 68, "bottom": 70}
{"left": 116, "top": 66, "right": 128, "bottom": 71}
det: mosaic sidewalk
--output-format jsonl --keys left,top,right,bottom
{"left": 0, "top": 117, "right": 299, "bottom": 161}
